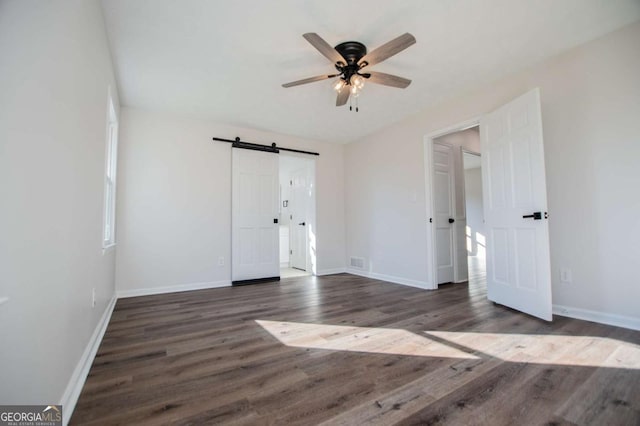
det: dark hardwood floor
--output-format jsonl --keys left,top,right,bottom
{"left": 71, "top": 262, "right": 640, "bottom": 425}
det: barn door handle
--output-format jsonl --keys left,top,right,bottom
{"left": 298, "top": 222, "right": 306, "bottom": 226}
{"left": 448, "top": 218, "right": 455, "bottom": 224}
{"left": 522, "top": 212, "right": 542, "bottom": 220}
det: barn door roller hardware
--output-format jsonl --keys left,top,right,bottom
{"left": 212, "top": 137, "right": 320, "bottom": 156}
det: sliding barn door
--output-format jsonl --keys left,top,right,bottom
{"left": 481, "top": 88, "right": 552, "bottom": 320}
{"left": 232, "top": 148, "right": 280, "bottom": 283}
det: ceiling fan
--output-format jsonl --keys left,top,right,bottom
{"left": 282, "top": 33, "right": 416, "bottom": 110}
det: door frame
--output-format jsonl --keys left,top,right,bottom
{"left": 424, "top": 117, "right": 481, "bottom": 290}
{"left": 280, "top": 152, "right": 318, "bottom": 276}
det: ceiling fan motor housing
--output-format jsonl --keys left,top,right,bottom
{"left": 334, "top": 41, "right": 367, "bottom": 83}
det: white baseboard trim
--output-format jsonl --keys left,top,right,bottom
{"left": 346, "top": 268, "right": 431, "bottom": 290}
{"left": 117, "top": 280, "right": 231, "bottom": 299}
{"left": 553, "top": 304, "right": 640, "bottom": 331}
{"left": 60, "top": 295, "right": 117, "bottom": 425}
{"left": 316, "top": 268, "right": 347, "bottom": 276}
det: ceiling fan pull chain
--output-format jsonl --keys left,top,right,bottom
{"left": 356, "top": 96, "right": 359, "bottom": 112}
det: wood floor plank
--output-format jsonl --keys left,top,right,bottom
{"left": 555, "top": 344, "right": 640, "bottom": 425}
{"left": 70, "top": 268, "right": 640, "bottom": 425}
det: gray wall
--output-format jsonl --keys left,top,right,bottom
{"left": 0, "top": 0, "right": 119, "bottom": 405}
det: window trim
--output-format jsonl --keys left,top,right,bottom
{"left": 103, "top": 88, "right": 118, "bottom": 249}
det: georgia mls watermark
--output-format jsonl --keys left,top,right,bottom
{"left": 0, "top": 405, "right": 62, "bottom": 426}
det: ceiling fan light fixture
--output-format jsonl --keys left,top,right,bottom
{"left": 333, "top": 79, "right": 346, "bottom": 92}
{"left": 351, "top": 75, "right": 365, "bottom": 89}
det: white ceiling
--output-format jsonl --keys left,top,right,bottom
{"left": 101, "top": 0, "right": 640, "bottom": 144}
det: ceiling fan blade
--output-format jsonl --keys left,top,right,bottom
{"left": 358, "top": 33, "right": 416, "bottom": 68}
{"left": 303, "top": 33, "right": 347, "bottom": 65}
{"left": 282, "top": 74, "right": 338, "bottom": 88}
{"left": 336, "top": 88, "right": 350, "bottom": 106}
{"left": 365, "top": 71, "right": 412, "bottom": 89}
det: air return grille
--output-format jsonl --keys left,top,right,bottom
{"left": 350, "top": 256, "right": 365, "bottom": 269}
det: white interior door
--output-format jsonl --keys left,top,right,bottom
{"left": 289, "top": 167, "right": 310, "bottom": 271}
{"left": 433, "top": 142, "right": 455, "bottom": 284}
{"left": 232, "top": 148, "right": 280, "bottom": 282}
{"left": 481, "top": 88, "right": 552, "bottom": 320}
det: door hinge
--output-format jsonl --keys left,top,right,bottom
{"left": 290, "top": 250, "right": 292, "bottom": 255}
{"left": 429, "top": 218, "right": 432, "bottom": 223}
{"left": 290, "top": 180, "right": 293, "bottom": 186}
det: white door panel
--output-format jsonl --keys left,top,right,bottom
{"left": 232, "top": 148, "right": 279, "bottom": 281}
{"left": 481, "top": 88, "right": 552, "bottom": 320}
{"left": 433, "top": 142, "right": 455, "bottom": 284}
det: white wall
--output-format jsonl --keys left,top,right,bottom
{"left": 0, "top": 0, "right": 118, "bottom": 406}
{"left": 116, "top": 108, "right": 345, "bottom": 295}
{"left": 345, "top": 22, "right": 640, "bottom": 326}
{"left": 464, "top": 167, "right": 485, "bottom": 258}
{"left": 433, "top": 128, "right": 481, "bottom": 281}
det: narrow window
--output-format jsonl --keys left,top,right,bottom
{"left": 103, "top": 91, "right": 118, "bottom": 248}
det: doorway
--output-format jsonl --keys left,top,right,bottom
{"left": 431, "top": 126, "right": 482, "bottom": 286}
{"left": 278, "top": 154, "right": 316, "bottom": 279}
{"left": 424, "top": 89, "right": 553, "bottom": 321}
{"left": 231, "top": 146, "right": 317, "bottom": 284}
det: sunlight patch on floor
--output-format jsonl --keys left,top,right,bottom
{"left": 425, "top": 331, "right": 640, "bottom": 369}
{"left": 256, "top": 320, "right": 477, "bottom": 359}
{"left": 256, "top": 320, "right": 640, "bottom": 369}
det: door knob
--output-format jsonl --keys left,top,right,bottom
{"left": 448, "top": 218, "right": 455, "bottom": 224}
{"left": 298, "top": 222, "right": 306, "bottom": 226}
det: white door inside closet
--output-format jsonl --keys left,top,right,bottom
{"left": 433, "top": 141, "right": 456, "bottom": 284}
